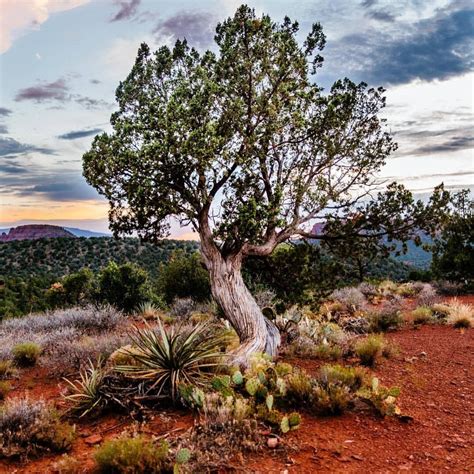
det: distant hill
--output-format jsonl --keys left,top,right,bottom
{"left": 0, "top": 224, "right": 111, "bottom": 240}
{"left": 65, "top": 227, "right": 111, "bottom": 238}
{"left": 0, "top": 237, "right": 199, "bottom": 279}
{"left": 0, "top": 225, "right": 75, "bottom": 242}
{"left": 310, "top": 221, "right": 432, "bottom": 269}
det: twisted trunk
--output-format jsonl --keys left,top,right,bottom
{"left": 201, "top": 247, "right": 280, "bottom": 366}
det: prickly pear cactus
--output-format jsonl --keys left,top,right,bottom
{"left": 176, "top": 448, "right": 191, "bottom": 464}
{"left": 288, "top": 412, "right": 301, "bottom": 429}
{"left": 280, "top": 416, "right": 290, "bottom": 433}
{"left": 266, "top": 394, "right": 274, "bottom": 411}
{"left": 232, "top": 370, "right": 244, "bottom": 385}
{"left": 245, "top": 376, "right": 261, "bottom": 396}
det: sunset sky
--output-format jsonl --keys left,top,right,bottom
{"left": 0, "top": 0, "right": 473, "bottom": 236}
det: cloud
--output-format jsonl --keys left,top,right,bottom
{"left": 322, "top": 6, "right": 474, "bottom": 86}
{"left": 0, "top": 107, "right": 12, "bottom": 116}
{"left": 111, "top": 0, "right": 141, "bottom": 22}
{"left": 23, "top": 180, "right": 101, "bottom": 201}
{"left": 15, "top": 79, "right": 69, "bottom": 103}
{"left": 367, "top": 10, "right": 396, "bottom": 22}
{"left": 57, "top": 128, "right": 103, "bottom": 140}
{"left": 90, "top": 79, "right": 101, "bottom": 84}
{"left": 0, "top": 0, "right": 90, "bottom": 54}
{"left": 14, "top": 78, "right": 112, "bottom": 109}
{"left": 153, "top": 11, "right": 215, "bottom": 48}
{"left": 0, "top": 162, "right": 29, "bottom": 174}
{"left": 410, "top": 136, "right": 474, "bottom": 155}
{"left": 0, "top": 125, "right": 8, "bottom": 134}
{"left": 0, "top": 137, "right": 56, "bottom": 157}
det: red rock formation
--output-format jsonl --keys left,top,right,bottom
{"left": 0, "top": 225, "right": 76, "bottom": 242}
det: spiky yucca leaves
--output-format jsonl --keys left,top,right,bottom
{"left": 117, "top": 321, "right": 226, "bottom": 402}
{"left": 63, "top": 361, "right": 107, "bottom": 417}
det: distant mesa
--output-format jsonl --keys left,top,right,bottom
{"left": 0, "top": 224, "right": 76, "bottom": 242}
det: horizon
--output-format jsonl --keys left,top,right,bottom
{"left": 1, "top": 0, "right": 473, "bottom": 237}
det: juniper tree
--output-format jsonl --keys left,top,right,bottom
{"left": 83, "top": 6, "right": 449, "bottom": 364}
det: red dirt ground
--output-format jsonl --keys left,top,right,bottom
{"left": 1, "top": 301, "right": 473, "bottom": 473}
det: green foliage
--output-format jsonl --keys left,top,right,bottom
{"left": 47, "top": 268, "right": 95, "bottom": 308}
{"left": 96, "top": 262, "right": 149, "bottom": 313}
{"left": 0, "top": 381, "right": 11, "bottom": 400}
{"left": 157, "top": 251, "right": 210, "bottom": 303}
{"left": 63, "top": 361, "right": 108, "bottom": 417}
{"left": 354, "top": 335, "right": 385, "bottom": 366}
{"left": 368, "top": 305, "right": 403, "bottom": 332}
{"left": 0, "top": 360, "right": 15, "bottom": 379}
{"left": 356, "top": 377, "right": 402, "bottom": 417}
{"left": 94, "top": 436, "right": 169, "bottom": 474}
{"left": 411, "top": 306, "right": 433, "bottom": 325}
{"left": 117, "top": 321, "right": 225, "bottom": 402}
{"left": 431, "top": 190, "right": 473, "bottom": 286}
{"left": 12, "top": 342, "right": 41, "bottom": 367}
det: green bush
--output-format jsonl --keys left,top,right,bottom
{"left": 411, "top": 306, "right": 433, "bottom": 325}
{"left": 94, "top": 436, "right": 169, "bottom": 473}
{"left": 96, "top": 262, "right": 149, "bottom": 313}
{"left": 157, "top": 250, "right": 210, "bottom": 303}
{"left": 368, "top": 305, "right": 403, "bottom": 332}
{"left": 0, "top": 381, "right": 11, "bottom": 400}
{"left": 0, "top": 360, "right": 15, "bottom": 379}
{"left": 12, "top": 342, "right": 42, "bottom": 367}
{"left": 355, "top": 335, "right": 384, "bottom": 367}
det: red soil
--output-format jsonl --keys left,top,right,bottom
{"left": 1, "top": 307, "right": 473, "bottom": 473}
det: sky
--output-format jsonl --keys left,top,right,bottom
{"left": 0, "top": 0, "right": 473, "bottom": 237}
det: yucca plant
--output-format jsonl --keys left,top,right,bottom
{"left": 116, "top": 321, "right": 226, "bottom": 402}
{"left": 63, "top": 361, "right": 107, "bottom": 417}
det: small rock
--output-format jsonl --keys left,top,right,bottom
{"left": 419, "top": 351, "right": 427, "bottom": 357}
{"left": 84, "top": 434, "right": 102, "bottom": 445}
{"left": 267, "top": 437, "right": 279, "bottom": 449}
{"left": 352, "top": 454, "right": 364, "bottom": 461}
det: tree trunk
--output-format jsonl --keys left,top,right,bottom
{"left": 204, "top": 252, "right": 280, "bottom": 366}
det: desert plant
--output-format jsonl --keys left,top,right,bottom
{"left": 137, "top": 302, "right": 161, "bottom": 320}
{"left": 0, "top": 360, "right": 15, "bottom": 379}
{"left": 314, "top": 343, "right": 342, "bottom": 361}
{"left": 368, "top": 303, "right": 403, "bottom": 332}
{"left": 0, "top": 381, "right": 11, "bottom": 400}
{"left": 116, "top": 321, "right": 225, "bottom": 402}
{"left": 53, "top": 454, "right": 83, "bottom": 474}
{"left": 447, "top": 300, "right": 473, "bottom": 328}
{"left": 0, "top": 398, "right": 75, "bottom": 458}
{"left": 285, "top": 370, "right": 314, "bottom": 405}
{"left": 12, "top": 342, "right": 41, "bottom": 367}
{"left": 63, "top": 361, "right": 108, "bottom": 417}
{"left": 416, "top": 283, "right": 439, "bottom": 306}
{"left": 330, "top": 287, "right": 366, "bottom": 313}
{"left": 430, "top": 303, "right": 451, "bottom": 320}
{"left": 169, "top": 297, "right": 196, "bottom": 318}
{"left": 411, "top": 306, "right": 433, "bottom": 325}
{"left": 318, "top": 364, "right": 366, "bottom": 391}
{"left": 94, "top": 436, "right": 169, "bottom": 473}
{"left": 355, "top": 335, "right": 384, "bottom": 366}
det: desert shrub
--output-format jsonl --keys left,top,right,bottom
{"left": 357, "top": 282, "right": 378, "bottom": 298}
{"left": 330, "top": 287, "right": 366, "bottom": 312}
{"left": 416, "top": 283, "right": 439, "bottom": 306}
{"left": 396, "top": 283, "right": 417, "bottom": 297}
{"left": 314, "top": 343, "right": 342, "bottom": 360}
{"left": 378, "top": 279, "right": 398, "bottom": 294}
{"left": 97, "top": 262, "right": 150, "bottom": 313}
{"left": 95, "top": 436, "right": 169, "bottom": 474}
{"left": 201, "top": 392, "right": 253, "bottom": 427}
{"left": 411, "top": 306, "right": 433, "bottom": 325}
{"left": 367, "top": 303, "right": 403, "bottom": 332}
{"left": 318, "top": 364, "right": 366, "bottom": 391}
{"left": 46, "top": 268, "right": 95, "bottom": 308}
{"left": 447, "top": 300, "right": 473, "bottom": 328}
{"left": 0, "top": 398, "right": 75, "bottom": 458}
{"left": 156, "top": 250, "right": 211, "bottom": 304}
{"left": 0, "top": 381, "right": 11, "bottom": 399}
{"left": 0, "top": 360, "right": 15, "bottom": 379}
{"left": 53, "top": 454, "right": 82, "bottom": 474}
{"left": 313, "top": 384, "right": 352, "bottom": 414}
{"left": 169, "top": 297, "right": 196, "bottom": 318}
{"left": 285, "top": 370, "right": 314, "bottom": 405}
{"left": 355, "top": 335, "right": 385, "bottom": 366}
{"left": 12, "top": 342, "right": 41, "bottom": 367}
{"left": 116, "top": 321, "right": 225, "bottom": 402}
{"left": 253, "top": 289, "right": 277, "bottom": 309}
{"left": 340, "top": 316, "right": 370, "bottom": 334}
{"left": 434, "top": 280, "right": 463, "bottom": 296}
{"left": 44, "top": 333, "right": 129, "bottom": 373}
{"left": 64, "top": 362, "right": 108, "bottom": 417}
{"left": 430, "top": 303, "right": 451, "bottom": 320}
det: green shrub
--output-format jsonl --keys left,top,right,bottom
{"left": 0, "top": 360, "right": 15, "bottom": 379}
{"left": 411, "top": 306, "right": 433, "bottom": 325}
{"left": 318, "top": 364, "right": 366, "bottom": 391}
{"left": 314, "top": 343, "right": 342, "bottom": 360}
{"left": 94, "top": 436, "right": 169, "bottom": 473}
{"left": 97, "top": 262, "right": 149, "bottom": 313}
{"left": 12, "top": 342, "right": 42, "bottom": 367}
{"left": 313, "top": 384, "right": 352, "bottom": 415}
{"left": 156, "top": 250, "right": 211, "bottom": 303}
{"left": 0, "top": 381, "right": 11, "bottom": 400}
{"left": 368, "top": 305, "right": 402, "bottom": 332}
{"left": 285, "top": 370, "right": 314, "bottom": 404}
{"left": 355, "top": 335, "right": 384, "bottom": 367}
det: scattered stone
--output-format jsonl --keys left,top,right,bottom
{"left": 267, "top": 437, "right": 279, "bottom": 449}
{"left": 352, "top": 454, "right": 364, "bottom": 461}
{"left": 84, "top": 434, "right": 102, "bottom": 445}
